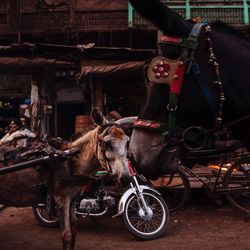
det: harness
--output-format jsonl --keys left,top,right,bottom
{"left": 134, "top": 23, "right": 224, "bottom": 138}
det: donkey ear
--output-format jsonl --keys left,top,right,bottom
{"left": 91, "top": 107, "right": 108, "bottom": 126}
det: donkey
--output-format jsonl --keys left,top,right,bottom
{"left": 0, "top": 107, "right": 131, "bottom": 250}
{"left": 129, "top": 0, "right": 250, "bottom": 179}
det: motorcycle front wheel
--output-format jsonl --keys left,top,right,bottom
{"left": 122, "top": 190, "right": 169, "bottom": 240}
{"left": 32, "top": 204, "right": 59, "bottom": 228}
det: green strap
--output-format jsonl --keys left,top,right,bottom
{"left": 186, "top": 23, "right": 204, "bottom": 73}
{"left": 95, "top": 170, "right": 108, "bottom": 176}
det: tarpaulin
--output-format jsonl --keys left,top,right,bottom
{"left": 79, "top": 61, "right": 145, "bottom": 81}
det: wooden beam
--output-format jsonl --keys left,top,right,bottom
{"left": 92, "top": 81, "right": 104, "bottom": 112}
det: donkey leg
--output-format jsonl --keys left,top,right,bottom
{"left": 57, "top": 198, "right": 76, "bottom": 250}
{"left": 70, "top": 200, "right": 77, "bottom": 250}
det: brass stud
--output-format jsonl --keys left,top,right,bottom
{"left": 179, "top": 61, "right": 184, "bottom": 66}
{"left": 163, "top": 72, "right": 169, "bottom": 78}
{"left": 159, "top": 61, "right": 164, "bottom": 65}
{"left": 153, "top": 65, "right": 158, "bottom": 71}
{"left": 173, "top": 74, "right": 179, "bottom": 80}
{"left": 158, "top": 67, "right": 164, "bottom": 72}
{"left": 155, "top": 73, "right": 161, "bottom": 78}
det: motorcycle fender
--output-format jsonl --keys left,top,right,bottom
{"left": 112, "top": 185, "right": 161, "bottom": 218}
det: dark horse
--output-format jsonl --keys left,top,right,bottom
{"left": 129, "top": 0, "right": 250, "bottom": 179}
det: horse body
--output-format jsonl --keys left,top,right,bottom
{"left": 0, "top": 108, "right": 131, "bottom": 250}
{"left": 129, "top": 0, "right": 250, "bottom": 179}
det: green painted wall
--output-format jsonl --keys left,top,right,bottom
{"left": 129, "top": 0, "right": 249, "bottom": 27}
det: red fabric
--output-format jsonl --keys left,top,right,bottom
{"left": 160, "top": 35, "right": 181, "bottom": 44}
{"left": 134, "top": 120, "right": 160, "bottom": 129}
{"left": 128, "top": 160, "right": 136, "bottom": 176}
{"left": 170, "top": 63, "right": 186, "bottom": 95}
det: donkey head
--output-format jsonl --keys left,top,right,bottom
{"left": 91, "top": 108, "right": 131, "bottom": 185}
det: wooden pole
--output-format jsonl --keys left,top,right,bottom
{"left": 30, "top": 75, "right": 41, "bottom": 136}
{"left": 92, "top": 81, "right": 104, "bottom": 112}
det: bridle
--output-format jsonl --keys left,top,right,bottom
{"left": 134, "top": 22, "right": 225, "bottom": 139}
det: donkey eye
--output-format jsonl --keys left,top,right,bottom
{"left": 167, "top": 147, "right": 177, "bottom": 153}
{"left": 104, "top": 140, "right": 113, "bottom": 150}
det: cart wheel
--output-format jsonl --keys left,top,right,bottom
{"left": 150, "top": 166, "right": 190, "bottom": 212}
{"left": 123, "top": 190, "right": 169, "bottom": 240}
{"left": 224, "top": 156, "right": 250, "bottom": 216}
{"left": 32, "top": 204, "right": 59, "bottom": 228}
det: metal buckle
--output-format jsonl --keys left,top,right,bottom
{"left": 167, "top": 104, "right": 177, "bottom": 112}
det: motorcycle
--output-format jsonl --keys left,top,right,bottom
{"left": 33, "top": 161, "right": 169, "bottom": 240}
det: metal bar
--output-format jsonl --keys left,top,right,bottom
{"left": 168, "top": 5, "right": 244, "bottom": 9}
{"left": 216, "top": 186, "right": 250, "bottom": 193}
{"left": 18, "top": 0, "right": 22, "bottom": 43}
{"left": 184, "top": 167, "right": 211, "bottom": 188}
{"left": 243, "top": 0, "right": 249, "bottom": 24}
{"left": 211, "top": 162, "right": 223, "bottom": 193}
{"left": 186, "top": 0, "right": 191, "bottom": 19}
{"left": 190, "top": 5, "right": 243, "bottom": 9}
{"left": 0, "top": 155, "right": 52, "bottom": 175}
{"left": 128, "top": 2, "right": 133, "bottom": 28}
{"left": 212, "top": 114, "right": 250, "bottom": 132}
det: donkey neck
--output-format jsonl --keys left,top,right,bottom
{"left": 70, "top": 127, "right": 100, "bottom": 177}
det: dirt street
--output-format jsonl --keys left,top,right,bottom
{"left": 0, "top": 194, "right": 250, "bottom": 250}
